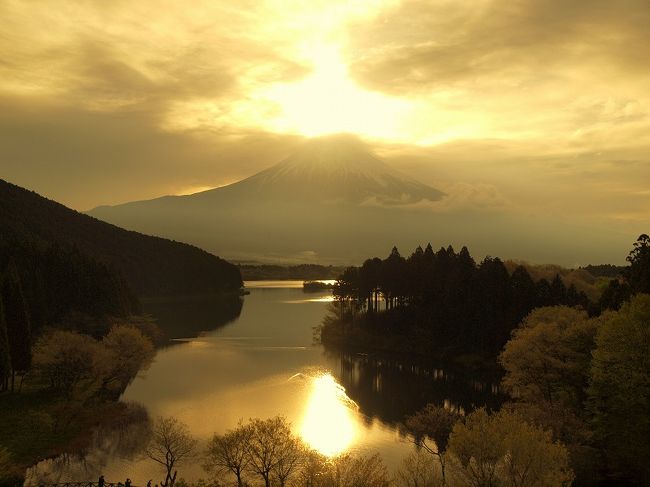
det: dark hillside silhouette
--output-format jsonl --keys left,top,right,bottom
{"left": 0, "top": 240, "right": 139, "bottom": 331}
{"left": 0, "top": 179, "right": 242, "bottom": 296}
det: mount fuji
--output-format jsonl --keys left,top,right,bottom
{"left": 87, "top": 134, "right": 630, "bottom": 265}
{"left": 88, "top": 135, "right": 448, "bottom": 262}
{"left": 218, "top": 134, "right": 444, "bottom": 205}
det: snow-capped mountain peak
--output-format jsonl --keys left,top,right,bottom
{"left": 225, "top": 134, "right": 444, "bottom": 205}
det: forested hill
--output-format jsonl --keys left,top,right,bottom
{"left": 0, "top": 179, "right": 242, "bottom": 296}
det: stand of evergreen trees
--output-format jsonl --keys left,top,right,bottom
{"left": 328, "top": 244, "right": 590, "bottom": 355}
{"left": 0, "top": 240, "right": 139, "bottom": 391}
{"left": 598, "top": 233, "right": 650, "bottom": 311}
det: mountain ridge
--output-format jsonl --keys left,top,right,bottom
{"left": 91, "top": 134, "right": 444, "bottom": 210}
{"left": 0, "top": 179, "right": 242, "bottom": 296}
{"left": 85, "top": 135, "right": 631, "bottom": 266}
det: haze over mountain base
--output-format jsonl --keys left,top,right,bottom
{"left": 88, "top": 136, "right": 633, "bottom": 266}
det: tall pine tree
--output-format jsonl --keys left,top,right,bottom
{"left": 626, "top": 234, "right": 650, "bottom": 294}
{"left": 2, "top": 261, "right": 32, "bottom": 391}
{"left": 0, "top": 295, "right": 11, "bottom": 391}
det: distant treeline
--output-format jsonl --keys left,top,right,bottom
{"left": 303, "top": 280, "right": 335, "bottom": 292}
{"left": 0, "top": 179, "right": 242, "bottom": 296}
{"left": 324, "top": 244, "right": 591, "bottom": 355}
{"left": 240, "top": 263, "right": 345, "bottom": 280}
{"left": 580, "top": 263, "right": 626, "bottom": 278}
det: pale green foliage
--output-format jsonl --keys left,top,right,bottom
{"left": 499, "top": 306, "right": 600, "bottom": 482}
{"left": 99, "top": 324, "right": 155, "bottom": 391}
{"left": 501, "top": 401, "right": 592, "bottom": 457}
{"left": 32, "top": 324, "right": 155, "bottom": 395}
{"left": 111, "top": 314, "right": 166, "bottom": 346}
{"left": 588, "top": 294, "right": 650, "bottom": 481}
{"left": 499, "top": 306, "right": 598, "bottom": 410}
{"left": 395, "top": 450, "right": 444, "bottom": 487}
{"left": 331, "top": 452, "right": 390, "bottom": 487}
{"left": 32, "top": 329, "right": 102, "bottom": 393}
{"left": 446, "top": 408, "right": 574, "bottom": 487}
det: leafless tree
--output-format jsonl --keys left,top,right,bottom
{"left": 145, "top": 416, "right": 197, "bottom": 487}
{"left": 272, "top": 424, "right": 305, "bottom": 487}
{"left": 245, "top": 417, "right": 297, "bottom": 487}
{"left": 204, "top": 421, "right": 252, "bottom": 487}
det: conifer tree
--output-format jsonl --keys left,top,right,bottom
{"left": 2, "top": 261, "right": 32, "bottom": 391}
{"left": 625, "top": 233, "right": 650, "bottom": 294}
{"left": 0, "top": 296, "right": 11, "bottom": 391}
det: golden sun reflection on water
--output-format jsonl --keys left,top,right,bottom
{"left": 300, "top": 374, "right": 358, "bottom": 457}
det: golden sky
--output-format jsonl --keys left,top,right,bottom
{"left": 1, "top": 0, "right": 649, "bottom": 235}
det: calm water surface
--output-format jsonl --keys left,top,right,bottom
{"left": 26, "top": 281, "right": 501, "bottom": 483}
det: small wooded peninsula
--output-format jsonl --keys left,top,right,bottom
{"left": 318, "top": 235, "right": 650, "bottom": 484}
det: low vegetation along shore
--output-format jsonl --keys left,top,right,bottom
{"left": 0, "top": 323, "right": 156, "bottom": 483}
{"left": 144, "top": 411, "right": 573, "bottom": 487}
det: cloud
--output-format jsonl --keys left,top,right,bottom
{"left": 0, "top": 0, "right": 312, "bottom": 115}
{"left": 431, "top": 182, "right": 511, "bottom": 211}
{"left": 0, "top": 0, "right": 649, "bottom": 247}
{"left": 0, "top": 0, "right": 322, "bottom": 208}
{"left": 360, "top": 181, "right": 510, "bottom": 212}
{"left": 347, "top": 0, "right": 650, "bottom": 93}
{"left": 0, "top": 94, "right": 303, "bottom": 209}
{"left": 379, "top": 138, "right": 650, "bottom": 230}
{"left": 343, "top": 0, "right": 650, "bottom": 151}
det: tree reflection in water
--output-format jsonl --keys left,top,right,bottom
{"left": 325, "top": 348, "right": 504, "bottom": 426}
{"left": 25, "top": 403, "right": 151, "bottom": 483}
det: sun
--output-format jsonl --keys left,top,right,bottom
{"left": 256, "top": 45, "right": 411, "bottom": 140}
{"left": 299, "top": 373, "right": 359, "bottom": 456}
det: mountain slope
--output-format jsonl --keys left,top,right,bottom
{"left": 87, "top": 135, "right": 631, "bottom": 266}
{"left": 0, "top": 179, "right": 242, "bottom": 296}
{"left": 93, "top": 135, "right": 443, "bottom": 213}
{"left": 87, "top": 135, "right": 449, "bottom": 262}
{"left": 212, "top": 134, "right": 444, "bottom": 204}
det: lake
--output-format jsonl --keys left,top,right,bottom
{"left": 25, "top": 281, "right": 502, "bottom": 484}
